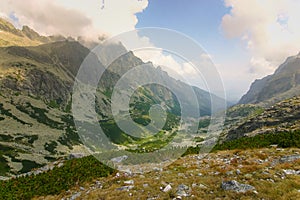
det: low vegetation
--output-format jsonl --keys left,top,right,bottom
{"left": 183, "top": 130, "right": 300, "bottom": 156}
{"left": 0, "top": 156, "right": 115, "bottom": 200}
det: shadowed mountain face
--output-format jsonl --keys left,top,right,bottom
{"left": 239, "top": 53, "right": 300, "bottom": 106}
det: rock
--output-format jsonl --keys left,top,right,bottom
{"left": 226, "top": 171, "right": 234, "bottom": 176}
{"left": 283, "top": 169, "right": 300, "bottom": 175}
{"left": 69, "top": 153, "right": 85, "bottom": 159}
{"left": 0, "top": 176, "right": 9, "bottom": 181}
{"left": 280, "top": 155, "right": 300, "bottom": 163}
{"left": 116, "top": 185, "right": 134, "bottom": 191}
{"left": 111, "top": 155, "right": 128, "bottom": 163}
{"left": 236, "top": 169, "right": 241, "bottom": 175}
{"left": 79, "top": 186, "right": 85, "bottom": 191}
{"left": 153, "top": 167, "right": 163, "bottom": 172}
{"left": 163, "top": 184, "right": 172, "bottom": 192}
{"left": 173, "top": 196, "right": 182, "bottom": 200}
{"left": 176, "top": 184, "right": 190, "bottom": 197}
{"left": 244, "top": 174, "right": 253, "bottom": 179}
{"left": 198, "top": 183, "right": 208, "bottom": 189}
{"left": 221, "top": 180, "right": 255, "bottom": 193}
{"left": 124, "top": 180, "right": 134, "bottom": 185}
{"left": 57, "top": 163, "right": 64, "bottom": 168}
{"left": 70, "top": 192, "right": 81, "bottom": 200}
{"left": 143, "top": 183, "right": 149, "bottom": 188}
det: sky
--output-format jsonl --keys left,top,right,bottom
{"left": 1, "top": 0, "right": 300, "bottom": 101}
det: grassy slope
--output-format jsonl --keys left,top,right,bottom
{"left": 36, "top": 147, "right": 300, "bottom": 200}
{"left": 1, "top": 131, "right": 300, "bottom": 199}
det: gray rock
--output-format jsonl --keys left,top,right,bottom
{"left": 124, "top": 180, "right": 134, "bottom": 185}
{"left": 69, "top": 153, "right": 85, "bottom": 159}
{"left": 163, "top": 184, "right": 172, "bottom": 192}
{"left": 79, "top": 186, "right": 85, "bottom": 191}
{"left": 70, "top": 192, "right": 81, "bottom": 200}
{"left": 280, "top": 155, "right": 300, "bottom": 163}
{"left": 116, "top": 185, "right": 134, "bottom": 191}
{"left": 283, "top": 169, "right": 300, "bottom": 175}
{"left": 111, "top": 155, "right": 128, "bottom": 163}
{"left": 176, "top": 184, "right": 190, "bottom": 197}
{"left": 221, "top": 180, "right": 255, "bottom": 193}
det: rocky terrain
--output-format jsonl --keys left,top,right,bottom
{"left": 34, "top": 148, "right": 300, "bottom": 200}
{"left": 223, "top": 96, "right": 300, "bottom": 141}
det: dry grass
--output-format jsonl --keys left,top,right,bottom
{"left": 37, "top": 148, "right": 300, "bottom": 200}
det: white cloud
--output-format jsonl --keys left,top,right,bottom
{"left": 0, "top": 0, "right": 148, "bottom": 39}
{"left": 222, "top": 0, "right": 300, "bottom": 76}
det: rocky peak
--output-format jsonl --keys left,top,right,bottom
{"left": 0, "top": 18, "right": 23, "bottom": 37}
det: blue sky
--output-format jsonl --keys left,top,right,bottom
{"left": 135, "top": 0, "right": 250, "bottom": 100}
{"left": 136, "top": 0, "right": 235, "bottom": 58}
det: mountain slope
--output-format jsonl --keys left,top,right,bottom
{"left": 224, "top": 96, "right": 300, "bottom": 141}
{"left": 239, "top": 52, "right": 300, "bottom": 106}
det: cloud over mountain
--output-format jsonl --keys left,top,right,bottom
{"left": 0, "top": 0, "right": 148, "bottom": 39}
{"left": 222, "top": 0, "right": 300, "bottom": 76}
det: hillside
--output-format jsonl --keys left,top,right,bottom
{"left": 239, "top": 52, "right": 300, "bottom": 106}
{"left": 223, "top": 96, "right": 300, "bottom": 141}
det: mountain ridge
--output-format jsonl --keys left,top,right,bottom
{"left": 239, "top": 52, "right": 300, "bottom": 106}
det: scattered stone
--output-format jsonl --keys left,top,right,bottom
{"left": 0, "top": 176, "right": 9, "bottom": 181}
{"left": 226, "top": 171, "right": 234, "bottom": 176}
{"left": 69, "top": 153, "right": 85, "bottom": 159}
{"left": 244, "top": 174, "right": 253, "bottom": 179}
{"left": 176, "top": 184, "right": 190, "bottom": 197}
{"left": 162, "top": 184, "right": 172, "bottom": 193}
{"left": 70, "top": 192, "right": 81, "bottom": 200}
{"left": 283, "top": 169, "right": 300, "bottom": 175}
{"left": 116, "top": 185, "right": 134, "bottom": 191}
{"left": 221, "top": 180, "right": 255, "bottom": 193}
{"left": 111, "top": 155, "right": 128, "bottom": 163}
{"left": 236, "top": 169, "right": 241, "bottom": 175}
{"left": 280, "top": 155, "right": 300, "bottom": 163}
{"left": 153, "top": 167, "right": 163, "bottom": 172}
{"left": 198, "top": 183, "right": 208, "bottom": 189}
{"left": 124, "top": 180, "right": 134, "bottom": 185}
{"left": 57, "top": 163, "right": 64, "bottom": 168}
{"left": 79, "top": 187, "right": 85, "bottom": 191}
{"left": 173, "top": 196, "right": 182, "bottom": 200}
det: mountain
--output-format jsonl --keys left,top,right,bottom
{"left": 0, "top": 18, "right": 66, "bottom": 47}
{"left": 0, "top": 31, "right": 227, "bottom": 176}
{"left": 239, "top": 52, "right": 300, "bottom": 106}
